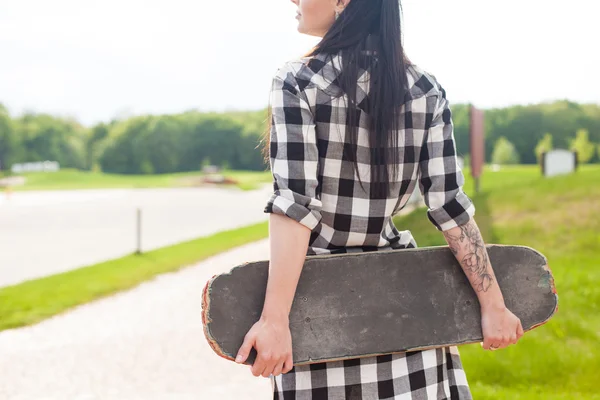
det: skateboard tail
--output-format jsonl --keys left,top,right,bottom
{"left": 529, "top": 261, "right": 559, "bottom": 330}
{"left": 513, "top": 245, "right": 559, "bottom": 327}
{"left": 202, "top": 274, "right": 236, "bottom": 363}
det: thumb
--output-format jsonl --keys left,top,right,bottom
{"left": 236, "top": 334, "right": 255, "bottom": 364}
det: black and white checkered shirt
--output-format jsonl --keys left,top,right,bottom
{"left": 264, "top": 52, "right": 474, "bottom": 399}
{"left": 264, "top": 53, "right": 475, "bottom": 255}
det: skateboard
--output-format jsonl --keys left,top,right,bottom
{"left": 202, "top": 245, "right": 558, "bottom": 366}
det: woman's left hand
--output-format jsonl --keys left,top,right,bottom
{"left": 235, "top": 314, "right": 294, "bottom": 378}
{"left": 480, "top": 303, "right": 524, "bottom": 351}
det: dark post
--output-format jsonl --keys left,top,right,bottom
{"left": 469, "top": 105, "right": 485, "bottom": 193}
{"left": 136, "top": 208, "right": 142, "bottom": 254}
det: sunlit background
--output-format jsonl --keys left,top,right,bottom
{"left": 0, "top": 1, "right": 598, "bottom": 399}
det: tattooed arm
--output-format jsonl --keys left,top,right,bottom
{"left": 443, "top": 219, "right": 498, "bottom": 295}
{"left": 443, "top": 219, "right": 524, "bottom": 350}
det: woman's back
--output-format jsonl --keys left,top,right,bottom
{"left": 264, "top": 51, "right": 475, "bottom": 256}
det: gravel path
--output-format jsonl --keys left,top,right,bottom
{"left": 0, "top": 239, "right": 272, "bottom": 400}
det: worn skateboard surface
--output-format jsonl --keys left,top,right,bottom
{"left": 202, "top": 245, "right": 557, "bottom": 366}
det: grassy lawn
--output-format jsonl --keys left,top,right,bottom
{"left": 0, "top": 221, "right": 268, "bottom": 332}
{"left": 393, "top": 165, "right": 600, "bottom": 399}
{"left": 4, "top": 168, "right": 273, "bottom": 192}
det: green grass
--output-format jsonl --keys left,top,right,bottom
{"left": 393, "top": 165, "right": 600, "bottom": 399}
{"left": 0, "top": 221, "right": 268, "bottom": 332}
{"left": 5, "top": 168, "right": 273, "bottom": 192}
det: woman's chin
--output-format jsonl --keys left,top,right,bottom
{"left": 297, "top": 26, "right": 311, "bottom": 36}
{"left": 296, "top": 25, "right": 324, "bottom": 38}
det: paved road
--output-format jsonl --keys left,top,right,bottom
{"left": 0, "top": 239, "right": 273, "bottom": 399}
{"left": 0, "top": 185, "right": 273, "bottom": 287}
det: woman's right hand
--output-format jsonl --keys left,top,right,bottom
{"left": 480, "top": 303, "right": 524, "bottom": 351}
{"left": 235, "top": 314, "right": 294, "bottom": 378}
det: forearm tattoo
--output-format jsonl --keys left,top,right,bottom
{"left": 443, "top": 220, "right": 494, "bottom": 292}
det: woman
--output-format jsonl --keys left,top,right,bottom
{"left": 235, "top": 0, "right": 523, "bottom": 398}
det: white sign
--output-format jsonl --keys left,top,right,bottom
{"left": 542, "top": 150, "right": 577, "bottom": 177}
{"left": 11, "top": 161, "right": 60, "bottom": 174}
{"left": 202, "top": 165, "right": 221, "bottom": 174}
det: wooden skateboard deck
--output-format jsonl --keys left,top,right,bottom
{"left": 202, "top": 245, "right": 558, "bottom": 366}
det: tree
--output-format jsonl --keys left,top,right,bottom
{"left": 491, "top": 136, "right": 520, "bottom": 165}
{"left": 534, "top": 133, "right": 553, "bottom": 163}
{"left": 86, "top": 123, "right": 109, "bottom": 171}
{"left": 569, "top": 129, "right": 595, "bottom": 164}
{"left": 0, "top": 104, "right": 17, "bottom": 171}
{"left": 99, "top": 116, "right": 154, "bottom": 174}
{"left": 13, "top": 113, "right": 86, "bottom": 169}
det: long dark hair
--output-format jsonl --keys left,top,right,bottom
{"left": 261, "top": 0, "right": 409, "bottom": 199}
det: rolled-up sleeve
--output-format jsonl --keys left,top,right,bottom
{"left": 263, "top": 66, "right": 323, "bottom": 231}
{"left": 418, "top": 86, "right": 475, "bottom": 231}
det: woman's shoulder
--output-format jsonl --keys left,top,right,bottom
{"left": 271, "top": 61, "right": 305, "bottom": 86}
{"left": 405, "top": 62, "right": 447, "bottom": 101}
{"left": 271, "top": 54, "right": 320, "bottom": 82}
{"left": 270, "top": 53, "right": 344, "bottom": 96}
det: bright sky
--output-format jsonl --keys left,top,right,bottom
{"left": 0, "top": 0, "right": 597, "bottom": 126}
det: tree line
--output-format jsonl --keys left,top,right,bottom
{"left": 0, "top": 99, "right": 598, "bottom": 175}
{"left": 0, "top": 105, "right": 269, "bottom": 174}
